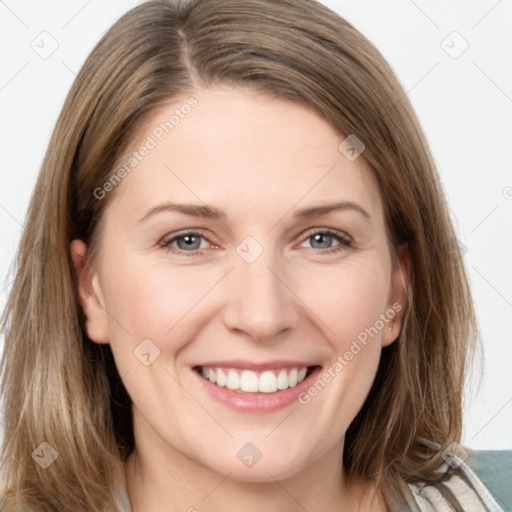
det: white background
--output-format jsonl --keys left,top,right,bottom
{"left": 0, "top": 0, "right": 511, "bottom": 450}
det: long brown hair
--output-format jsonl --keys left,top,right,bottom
{"left": 0, "top": 0, "right": 480, "bottom": 510}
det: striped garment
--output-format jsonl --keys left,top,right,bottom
{"left": 116, "top": 454, "right": 505, "bottom": 511}
{"left": 384, "top": 453, "right": 505, "bottom": 511}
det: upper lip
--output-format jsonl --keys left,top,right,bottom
{"left": 194, "top": 359, "right": 320, "bottom": 371}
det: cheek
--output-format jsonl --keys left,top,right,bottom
{"left": 99, "top": 256, "right": 221, "bottom": 364}
{"left": 294, "top": 261, "right": 390, "bottom": 352}
{"left": 293, "top": 263, "right": 390, "bottom": 432}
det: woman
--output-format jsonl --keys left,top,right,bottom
{"left": 0, "top": 0, "right": 503, "bottom": 510}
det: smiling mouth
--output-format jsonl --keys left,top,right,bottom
{"left": 194, "top": 365, "right": 319, "bottom": 394}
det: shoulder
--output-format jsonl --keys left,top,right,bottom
{"left": 405, "top": 450, "right": 508, "bottom": 511}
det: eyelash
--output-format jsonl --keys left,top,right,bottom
{"left": 299, "top": 228, "right": 353, "bottom": 254}
{"left": 159, "top": 228, "right": 353, "bottom": 257}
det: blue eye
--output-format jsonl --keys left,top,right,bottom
{"left": 301, "top": 229, "right": 352, "bottom": 253}
{"left": 159, "top": 228, "right": 352, "bottom": 257}
{"left": 309, "top": 233, "right": 337, "bottom": 249}
{"left": 174, "top": 234, "right": 203, "bottom": 251}
{"left": 160, "top": 232, "right": 209, "bottom": 255}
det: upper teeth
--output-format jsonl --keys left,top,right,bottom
{"left": 200, "top": 367, "right": 309, "bottom": 393}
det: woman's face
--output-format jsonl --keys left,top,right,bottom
{"left": 73, "top": 86, "right": 408, "bottom": 483}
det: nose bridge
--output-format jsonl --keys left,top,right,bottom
{"left": 223, "top": 240, "right": 297, "bottom": 340}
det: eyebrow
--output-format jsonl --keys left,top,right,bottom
{"left": 293, "top": 201, "right": 372, "bottom": 223}
{"left": 138, "top": 203, "right": 226, "bottom": 223}
{"left": 138, "top": 201, "right": 372, "bottom": 224}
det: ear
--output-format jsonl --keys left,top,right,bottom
{"left": 382, "top": 243, "right": 410, "bottom": 347}
{"left": 70, "top": 239, "right": 109, "bottom": 344}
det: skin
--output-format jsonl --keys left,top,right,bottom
{"left": 71, "top": 86, "right": 410, "bottom": 512}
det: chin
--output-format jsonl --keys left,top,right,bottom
{"left": 194, "top": 439, "right": 314, "bottom": 484}
{"left": 213, "top": 458, "right": 309, "bottom": 484}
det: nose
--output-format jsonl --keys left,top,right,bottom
{"left": 221, "top": 247, "right": 300, "bottom": 343}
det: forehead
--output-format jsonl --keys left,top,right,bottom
{"left": 106, "top": 86, "right": 384, "bottom": 225}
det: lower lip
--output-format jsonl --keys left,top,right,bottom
{"left": 192, "top": 366, "right": 322, "bottom": 414}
